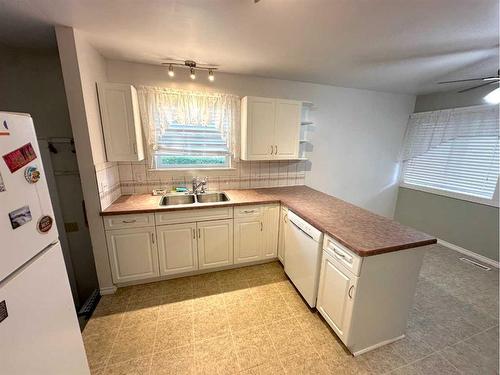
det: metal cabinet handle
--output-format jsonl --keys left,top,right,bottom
{"left": 151, "top": 232, "right": 155, "bottom": 244}
{"left": 198, "top": 228, "right": 201, "bottom": 238}
{"left": 192, "top": 229, "right": 196, "bottom": 239}
{"left": 243, "top": 209, "right": 256, "bottom": 214}
{"left": 283, "top": 213, "right": 288, "bottom": 223}
{"left": 270, "top": 145, "right": 274, "bottom": 155}
{"left": 133, "top": 142, "right": 137, "bottom": 154}
{"left": 348, "top": 285, "right": 354, "bottom": 299}
{"left": 260, "top": 221, "right": 263, "bottom": 231}
{"left": 122, "top": 219, "right": 137, "bottom": 223}
{"left": 274, "top": 145, "right": 278, "bottom": 154}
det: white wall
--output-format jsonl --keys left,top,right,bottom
{"left": 107, "top": 60, "right": 415, "bottom": 217}
{"left": 55, "top": 26, "right": 115, "bottom": 292}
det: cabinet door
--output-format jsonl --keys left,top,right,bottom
{"left": 277, "top": 207, "right": 288, "bottom": 264}
{"left": 97, "top": 82, "right": 144, "bottom": 162}
{"left": 274, "top": 99, "right": 301, "bottom": 159}
{"left": 106, "top": 227, "right": 159, "bottom": 283}
{"left": 234, "top": 218, "right": 263, "bottom": 264}
{"left": 157, "top": 223, "right": 198, "bottom": 276}
{"left": 262, "top": 204, "right": 280, "bottom": 259}
{"left": 197, "top": 219, "right": 234, "bottom": 270}
{"left": 244, "top": 97, "right": 275, "bottom": 160}
{"left": 317, "top": 252, "right": 357, "bottom": 340}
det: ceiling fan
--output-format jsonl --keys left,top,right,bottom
{"left": 438, "top": 69, "right": 500, "bottom": 93}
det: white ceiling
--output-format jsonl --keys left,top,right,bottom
{"left": 0, "top": 0, "right": 498, "bottom": 94}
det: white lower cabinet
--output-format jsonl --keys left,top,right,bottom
{"left": 277, "top": 206, "right": 288, "bottom": 264}
{"left": 105, "top": 226, "right": 159, "bottom": 283}
{"left": 234, "top": 218, "right": 263, "bottom": 264}
{"left": 197, "top": 219, "right": 234, "bottom": 270}
{"left": 316, "top": 250, "right": 357, "bottom": 342}
{"left": 233, "top": 203, "right": 279, "bottom": 265}
{"left": 157, "top": 223, "right": 198, "bottom": 276}
{"left": 262, "top": 204, "right": 279, "bottom": 259}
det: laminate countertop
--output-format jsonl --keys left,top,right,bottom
{"left": 101, "top": 186, "right": 436, "bottom": 257}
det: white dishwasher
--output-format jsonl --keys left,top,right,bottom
{"left": 284, "top": 210, "right": 324, "bottom": 307}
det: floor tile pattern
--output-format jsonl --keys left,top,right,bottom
{"left": 84, "top": 244, "right": 498, "bottom": 374}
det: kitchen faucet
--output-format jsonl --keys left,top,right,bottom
{"left": 192, "top": 177, "right": 207, "bottom": 194}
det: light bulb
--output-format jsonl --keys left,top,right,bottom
{"left": 483, "top": 87, "right": 500, "bottom": 104}
{"left": 168, "top": 64, "right": 174, "bottom": 77}
{"left": 190, "top": 68, "right": 196, "bottom": 80}
{"left": 208, "top": 69, "right": 215, "bottom": 82}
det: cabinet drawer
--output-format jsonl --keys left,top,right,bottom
{"left": 323, "top": 235, "right": 362, "bottom": 276}
{"left": 103, "top": 213, "right": 155, "bottom": 230}
{"left": 233, "top": 205, "right": 264, "bottom": 218}
{"left": 155, "top": 206, "right": 233, "bottom": 225}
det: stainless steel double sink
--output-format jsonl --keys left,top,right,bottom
{"left": 159, "top": 192, "right": 230, "bottom": 206}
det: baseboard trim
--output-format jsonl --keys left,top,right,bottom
{"left": 99, "top": 286, "right": 117, "bottom": 295}
{"left": 352, "top": 335, "right": 405, "bottom": 356}
{"left": 437, "top": 239, "right": 499, "bottom": 269}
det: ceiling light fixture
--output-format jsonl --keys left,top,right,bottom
{"left": 483, "top": 87, "right": 500, "bottom": 104}
{"left": 162, "top": 60, "right": 217, "bottom": 82}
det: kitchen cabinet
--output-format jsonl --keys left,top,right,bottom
{"left": 241, "top": 96, "right": 301, "bottom": 160}
{"left": 105, "top": 226, "right": 159, "bottom": 283}
{"left": 234, "top": 218, "right": 263, "bottom": 264}
{"left": 317, "top": 235, "right": 426, "bottom": 355}
{"left": 317, "top": 249, "right": 357, "bottom": 341}
{"left": 262, "top": 204, "right": 280, "bottom": 259}
{"left": 277, "top": 206, "right": 288, "bottom": 264}
{"left": 97, "top": 82, "right": 144, "bottom": 162}
{"left": 157, "top": 223, "right": 198, "bottom": 276}
{"left": 233, "top": 204, "right": 279, "bottom": 264}
{"left": 197, "top": 219, "right": 234, "bottom": 270}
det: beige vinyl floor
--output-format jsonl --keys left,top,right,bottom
{"left": 83, "top": 244, "right": 499, "bottom": 374}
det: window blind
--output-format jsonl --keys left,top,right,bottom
{"left": 401, "top": 105, "right": 500, "bottom": 200}
{"left": 157, "top": 124, "right": 229, "bottom": 155}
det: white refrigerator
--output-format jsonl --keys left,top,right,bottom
{"left": 0, "top": 112, "right": 90, "bottom": 374}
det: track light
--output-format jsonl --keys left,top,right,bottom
{"left": 168, "top": 64, "right": 174, "bottom": 77}
{"left": 190, "top": 68, "right": 196, "bottom": 80}
{"left": 208, "top": 69, "right": 215, "bottom": 82}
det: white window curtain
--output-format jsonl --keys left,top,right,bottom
{"left": 400, "top": 104, "right": 499, "bottom": 161}
{"left": 400, "top": 104, "right": 500, "bottom": 200}
{"left": 137, "top": 86, "right": 240, "bottom": 167}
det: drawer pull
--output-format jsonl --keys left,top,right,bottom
{"left": 348, "top": 285, "right": 354, "bottom": 299}
{"left": 192, "top": 229, "right": 196, "bottom": 239}
{"left": 243, "top": 210, "right": 256, "bottom": 214}
{"left": 332, "top": 247, "right": 353, "bottom": 264}
{"left": 260, "top": 221, "right": 263, "bottom": 231}
{"left": 121, "top": 219, "right": 137, "bottom": 224}
{"left": 151, "top": 232, "right": 155, "bottom": 244}
{"left": 198, "top": 228, "right": 201, "bottom": 238}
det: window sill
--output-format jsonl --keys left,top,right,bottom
{"left": 400, "top": 182, "right": 499, "bottom": 208}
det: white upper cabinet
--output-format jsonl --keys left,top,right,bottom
{"left": 241, "top": 96, "right": 301, "bottom": 160}
{"left": 97, "top": 82, "right": 144, "bottom": 162}
{"left": 274, "top": 100, "right": 302, "bottom": 158}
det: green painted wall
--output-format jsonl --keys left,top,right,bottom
{"left": 395, "top": 188, "right": 499, "bottom": 261}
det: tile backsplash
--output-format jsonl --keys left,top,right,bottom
{"left": 95, "top": 162, "right": 122, "bottom": 210}
{"left": 117, "top": 159, "right": 306, "bottom": 195}
{"left": 94, "top": 159, "right": 306, "bottom": 210}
